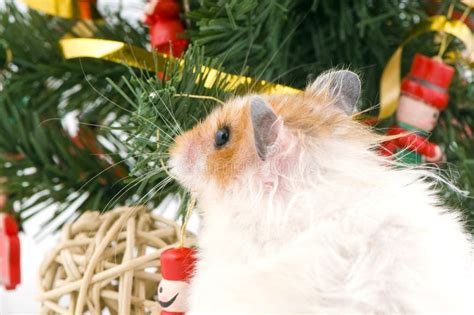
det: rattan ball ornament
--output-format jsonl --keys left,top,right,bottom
{"left": 38, "top": 206, "right": 194, "bottom": 315}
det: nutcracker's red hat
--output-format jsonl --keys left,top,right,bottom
{"left": 401, "top": 54, "right": 455, "bottom": 110}
{"left": 160, "top": 247, "right": 196, "bottom": 281}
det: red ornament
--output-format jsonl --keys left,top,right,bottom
{"left": 0, "top": 213, "right": 21, "bottom": 290}
{"left": 381, "top": 54, "right": 455, "bottom": 164}
{"left": 158, "top": 247, "right": 196, "bottom": 315}
{"left": 77, "top": 0, "right": 99, "bottom": 20}
{"left": 144, "top": 0, "right": 188, "bottom": 57}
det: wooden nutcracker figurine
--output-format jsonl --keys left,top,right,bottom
{"left": 158, "top": 247, "right": 196, "bottom": 315}
{"left": 381, "top": 54, "right": 455, "bottom": 164}
{"left": 144, "top": 0, "right": 188, "bottom": 57}
{"left": 0, "top": 213, "right": 21, "bottom": 290}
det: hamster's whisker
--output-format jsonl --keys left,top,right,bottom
{"left": 160, "top": 158, "right": 176, "bottom": 180}
{"left": 251, "top": 12, "right": 308, "bottom": 90}
{"left": 266, "top": 62, "right": 322, "bottom": 85}
{"left": 91, "top": 151, "right": 169, "bottom": 159}
{"left": 80, "top": 150, "right": 171, "bottom": 193}
{"left": 130, "top": 70, "right": 182, "bottom": 136}
{"left": 174, "top": 93, "right": 225, "bottom": 106}
{"left": 99, "top": 167, "right": 165, "bottom": 215}
{"left": 78, "top": 59, "right": 160, "bottom": 130}
{"left": 107, "top": 165, "right": 166, "bottom": 192}
{"left": 132, "top": 176, "right": 173, "bottom": 207}
{"left": 77, "top": 159, "right": 130, "bottom": 193}
{"left": 150, "top": 99, "right": 182, "bottom": 137}
{"left": 237, "top": 29, "right": 256, "bottom": 80}
{"left": 39, "top": 119, "right": 155, "bottom": 143}
{"left": 99, "top": 175, "right": 147, "bottom": 215}
{"left": 148, "top": 87, "right": 184, "bottom": 135}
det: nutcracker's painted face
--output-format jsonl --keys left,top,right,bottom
{"left": 397, "top": 95, "right": 440, "bottom": 131}
{"left": 158, "top": 279, "right": 190, "bottom": 312}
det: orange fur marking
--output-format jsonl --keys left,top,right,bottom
{"left": 171, "top": 88, "right": 377, "bottom": 190}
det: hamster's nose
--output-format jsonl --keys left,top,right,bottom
{"left": 169, "top": 136, "right": 198, "bottom": 174}
{"left": 183, "top": 139, "right": 198, "bottom": 166}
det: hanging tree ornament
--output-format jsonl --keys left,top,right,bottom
{"left": 381, "top": 54, "right": 455, "bottom": 164}
{"left": 158, "top": 247, "right": 196, "bottom": 315}
{"left": 0, "top": 212, "right": 21, "bottom": 290}
{"left": 143, "top": 0, "right": 188, "bottom": 57}
{"left": 157, "top": 198, "right": 196, "bottom": 315}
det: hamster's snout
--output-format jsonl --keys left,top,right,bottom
{"left": 168, "top": 135, "right": 200, "bottom": 183}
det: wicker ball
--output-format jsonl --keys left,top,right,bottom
{"left": 38, "top": 206, "right": 194, "bottom": 315}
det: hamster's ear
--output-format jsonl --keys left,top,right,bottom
{"left": 307, "top": 70, "right": 361, "bottom": 115}
{"left": 250, "top": 96, "right": 279, "bottom": 161}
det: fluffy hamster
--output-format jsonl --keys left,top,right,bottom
{"left": 169, "top": 70, "right": 474, "bottom": 314}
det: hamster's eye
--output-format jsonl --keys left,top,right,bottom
{"left": 215, "top": 127, "right": 230, "bottom": 147}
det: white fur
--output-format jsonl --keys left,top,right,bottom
{"left": 171, "top": 97, "right": 474, "bottom": 315}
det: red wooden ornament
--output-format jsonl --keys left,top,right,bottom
{"left": 381, "top": 54, "right": 455, "bottom": 164}
{"left": 144, "top": 0, "right": 188, "bottom": 57}
{"left": 158, "top": 247, "right": 196, "bottom": 315}
{"left": 400, "top": 54, "right": 454, "bottom": 110}
{"left": 0, "top": 213, "right": 21, "bottom": 290}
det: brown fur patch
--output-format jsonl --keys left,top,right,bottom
{"left": 171, "top": 88, "right": 378, "bottom": 191}
{"left": 205, "top": 102, "right": 256, "bottom": 187}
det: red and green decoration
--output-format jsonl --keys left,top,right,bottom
{"left": 381, "top": 54, "right": 455, "bottom": 164}
{"left": 144, "top": 0, "right": 188, "bottom": 57}
{"left": 0, "top": 212, "right": 21, "bottom": 290}
{"left": 158, "top": 247, "right": 196, "bottom": 315}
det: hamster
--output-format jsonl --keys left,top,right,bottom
{"left": 169, "top": 70, "right": 474, "bottom": 314}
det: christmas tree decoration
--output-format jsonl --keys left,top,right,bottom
{"left": 381, "top": 54, "right": 455, "bottom": 164}
{"left": 158, "top": 247, "right": 196, "bottom": 315}
{"left": 144, "top": 0, "right": 188, "bottom": 57}
{"left": 158, "top": 199, "right": 196, "bottom": 315}
{"left": 38, "top": 206, "right": 195, "bottom": 314}
{"left": 378, "top": 14, "right": 472, "bottom": 120}
{"left": 59, "top": 38, "right": 300, "bottom": 95}
{"left": 22, "top": 0, "right": 100, "bottom": 19}
{"left": 0, "top": 213, "right": 21, "bottom": 290}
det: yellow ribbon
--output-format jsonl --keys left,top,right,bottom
{"left": 22, "top": 0, "right": 75, "bottom": 19}
{"left": 60, "top": 38, "right": 301, "bottom": 95}
{"left": 379, "top": 15, "right": 474, "bottom": 120}
{"left": 61, "top": 17, "right": 473, "bottom": 119}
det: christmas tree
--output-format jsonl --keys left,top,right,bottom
{"left": 0, "top": 0, "right": 472, "bottom": 235}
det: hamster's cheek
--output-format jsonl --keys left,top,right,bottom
{"left": 168, "top": 153, "right": 207, "bottom": 191}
